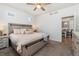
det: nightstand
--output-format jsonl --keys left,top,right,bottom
{"left": 0, "top": 36, "right": 9, "bottom": 49}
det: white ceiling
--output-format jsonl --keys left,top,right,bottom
{"left": 4, "top": 3, "right": 78, "bottom": 16}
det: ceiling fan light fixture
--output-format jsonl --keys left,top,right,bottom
{"left": 37, "top": 5, "right": 41, "bottom": 9}
{"left": 27, "top": 3, "right": 51, "bottom": 11}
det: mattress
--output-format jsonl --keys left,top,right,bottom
{"left": 9, "top": 32, "right": 48, "bottom": 46}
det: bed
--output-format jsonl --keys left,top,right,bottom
{"left": 8, "top": 23, "right": 49, "bottom": 56}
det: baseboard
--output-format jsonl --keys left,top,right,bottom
{"left": 48, "top": 40, "right": 61, "bottom": 45}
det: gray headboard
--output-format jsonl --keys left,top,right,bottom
{"left": 8, "top": 23, "right": 32, "bottom": 34}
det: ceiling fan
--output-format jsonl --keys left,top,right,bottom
{"left": 27, "top": 3, "right": 50, "bottom": 11}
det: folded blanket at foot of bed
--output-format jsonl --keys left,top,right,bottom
{"left": 17, "top": 43, "right": 22, "bottom": 53}
{"left": 16, "top": 36, "right": 49, "bottom": 54}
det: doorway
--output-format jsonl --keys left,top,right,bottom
{"left": 62, "top": 16, "right": 74, "bottom": 44}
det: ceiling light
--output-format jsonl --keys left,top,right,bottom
{"left": 27, "top": 3, "right": 51, "bottom": 11}
{"left": 37, "top": 5, "right": 41, "bottom": 9}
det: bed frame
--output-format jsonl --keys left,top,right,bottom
{"left": 8, "top": 23, "right": 48, "bottom": 56}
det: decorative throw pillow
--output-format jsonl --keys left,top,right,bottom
{"left": 13, "top": 29, "right": 21, "bottom": 34}
{"left": 20, "top": 29, "right": 26, "bottom": 34}
{"left": 25, "top": 29, "right": 33, "bottom": 34}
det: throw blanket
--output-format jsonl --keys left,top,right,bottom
{"left": 17, "top": 43, "right": 22, "bottom": 53}
{"left": 16, "top": 36, "right": 48, "bottom": 53}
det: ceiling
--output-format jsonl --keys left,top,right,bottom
{"left": 4, "top": 3, "right": 78, "bottom": 16}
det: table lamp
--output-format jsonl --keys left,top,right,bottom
{"left": 0, "top": 25, "right": 4, "bottom": 36}
{"left": 32, "top": 24, "right": 39, "bottom": 32}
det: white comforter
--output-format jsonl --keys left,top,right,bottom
{"left": 9, "top": 32, "right": 48, "bottom": 53}
{"left": 10, "top": 32, "right": 48, "bottom": 46}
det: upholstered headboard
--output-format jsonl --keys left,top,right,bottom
{"left": 8, "top": 23, "right": 32, "bottom": 34}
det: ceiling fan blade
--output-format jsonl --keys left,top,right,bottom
{"left": 44, "top": 3, "right": 51, "bottom": 5}
{"left": 33, "top": 7, "right": 37, "bottom": 11}
{"left": 27, "top": 3, "right": 35, "bottom": 5}
{"left": 41, "top": 7, "right": 45, "bottom": 11}
{"left": 27, "top": 3, "right": 51, "bottom": 5}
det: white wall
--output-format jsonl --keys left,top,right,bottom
{"left": 75, "top": 5, "right": 79, "bottom": 32}
{"left": 0, "top": 4, "right": 33, "bottom": 34}
{"left": 35, "top": 12, "right": 62, "bottom": 42}
{"left": 35, "top": 4, "right": 79, "bottom": 42}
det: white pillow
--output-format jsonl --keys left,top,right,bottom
{"left": 25, "top": 31, "right": 33, "bottom": 34}
{"left": 25, "top": 30, "right": 33, "bottom": 34}
{"left": 13, "top": 29, "right": 21, "bottom": 34}
{"left": 20, "top": 29, "right": 26, "bottom": 34}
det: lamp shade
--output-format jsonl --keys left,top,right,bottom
{"left": 32, "top": 25, "right": 36, "bottom": 30}
{"left": 0, "top": 24, "right": 4, "bottom": 36}
{"left": 32, "top": 25, "right": 39, "bottom": 32}
{"left": 0, "top": 25, "right": 4, "bottom": 31}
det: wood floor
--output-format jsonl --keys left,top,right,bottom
{"left": 62, "top": 37, "right": 72, "bottom": 46}
{"left": 34, "top": 37, "right": 73, "bottom": 56}
{"left": 0, "top": 37, "right": 73, "bottom": 56}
